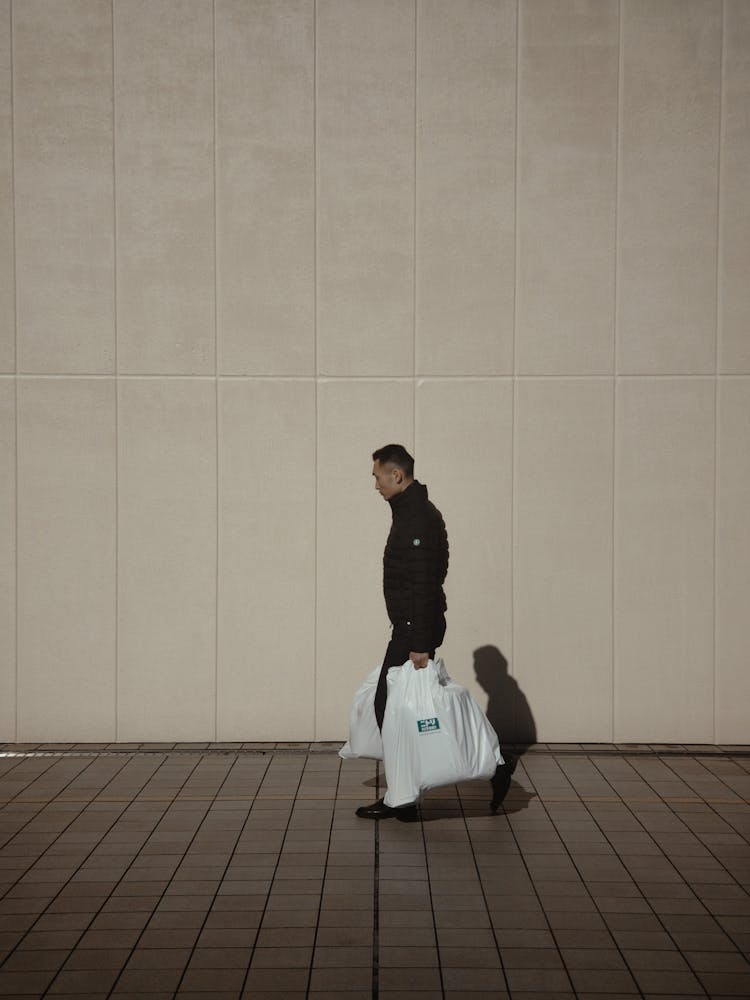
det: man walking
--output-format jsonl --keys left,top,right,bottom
{"left": 356, "top": 444, "right": 449, "bottom": 821}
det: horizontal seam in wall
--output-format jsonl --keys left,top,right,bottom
{"left": 6, "top": 373, "right": 749, "bottom": 381}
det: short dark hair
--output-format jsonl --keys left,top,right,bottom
{"left": 372, "top": 443, "right": 414, "bottom": 479}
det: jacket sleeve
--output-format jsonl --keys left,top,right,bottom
{"left": 404, "top": 515, "right": 446, "bottom": 652}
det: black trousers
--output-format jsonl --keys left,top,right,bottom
{"left": 374, "top": 624, "right": 441, "bottom": 731}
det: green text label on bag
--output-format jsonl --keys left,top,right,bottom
{"left": 417, "top": 717, "right": 440, "bottom": 734}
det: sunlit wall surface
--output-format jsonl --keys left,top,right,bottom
{"left": 1, "top": 0, "right": 748, "bottom": 743}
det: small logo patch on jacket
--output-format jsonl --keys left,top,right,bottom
{"left": 413, "top": 538, "right": 421, "bottom": 546}
{"left": 417, "top": 717, "right": 440, "bottom": 734}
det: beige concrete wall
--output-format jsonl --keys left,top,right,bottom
{"left": 1, "top": 0, "right": 747, "bottom": 744}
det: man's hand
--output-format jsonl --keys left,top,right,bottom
{"left": 409, "top": 652, "right": 430, "bottom": 669}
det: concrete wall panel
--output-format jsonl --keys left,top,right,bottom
{"left": 719, "top": 0, "right": 750, "bottom": 373}
{"left": 0, "top": 1, "right": 13, "bottom": 373}
{"left": 515, "top": 379, "right": 613, "bottom": 741}
{"left": 0, "top": 379, "right": 14, "bottom": 740}
{"left": 617, "top": 0, "right": 721, "bottom": 375}
{"left": 317, "top": 0, "right": 414, "bottom": 376}
{"left": 14, "top": 0, "right": 114, "bottom": 374}
{"left": 517, "top": 0, "right": 618, "bottom": 375}
{"left": 0, "top": 1, "right": 744, "bottom": 744}
{"left": 216, "top": 0, "right": 315, "bottom": 375}
{"left": 716, "top": 379, "right": 750, "bottom": 742}
{"left": 118, "top": 379, "right": 216, "bottom": 739}
{"left": 615, "top": 378, "right": 715, "bottom": 742}
{"left": 416, "top": 0, "right": 516, "bottom": 376}
{"left": 17, "top": 379, "right": 116, "bottom": 740}
{"left": 115, "top": 0, "right": 214, "bottom": 374}
{"left": 218, "top": 379, "right": 315, "bottom": 740}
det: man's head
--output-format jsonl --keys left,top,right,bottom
{"left": 372, "top": 444, "right": 414, "bottom": 500}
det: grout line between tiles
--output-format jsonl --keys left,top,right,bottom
{"left": 417, "top": 797, "right": 445, "bottom": 998}
{"left": 96, "top": 753, "right": 225, "bottom": 999}
{"left": 169, "top": 754, "right": 271, "bottom": 997}
{"left": 529, "top": 756, "right": 648, "bottom": 998}
{"left": 304, "top": 755, "right": 343, "bottom": 998}
{"left": 456, "top": 786, "right": 511, "bottom": 997}
{"left": 587, "top": 752, "right": 739, "bottom": 993}
{"left": 490, "top": 762, "right": 584, "bottom": 997}
{"left": 237, "top": 756, "right": 310, "bottom": 998}
{"left": 0, "top": 753, "right": 160, "bottom": 980}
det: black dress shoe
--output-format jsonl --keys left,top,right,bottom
{"left": 490, "top": 755, "right": 518, "bottom": 814}
{"left": 355, "top": 798, "right": 419, "bottom": 822}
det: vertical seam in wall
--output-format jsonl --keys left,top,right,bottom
{"left": 713, "top": 0, "right": 725, "bottom": 745}
{"left": 212, "top": 0, "right": 219, "bottom": 742}
{"left": 111, "top": 0, "right": 119, "bottom": 741}
{"left": 612, "top": 0, "right": 623, "bottom": 745}
{"left": 413, "top": 0, "right": 418, "bottom": 444}
{"left": 313, "top": 0, "right": 318, "bottom": 741}
{"left": 511, "top": 0, "right": 520, "bottom": 732}
{"left": 10, "top": 0, "right": 18, "bottom": 742}
{"left": 513, "top": 0, "right": 519, "bottom": 383}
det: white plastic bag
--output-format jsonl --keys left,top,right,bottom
{"left": 381, "top": 658, "right": 503, "bottom": 808}
{"left": 338, "top": 665, "right": 383, "bottom": 761}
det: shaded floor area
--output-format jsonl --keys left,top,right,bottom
{"left": 0, "top": 744, "right": 748, "bottom": 998}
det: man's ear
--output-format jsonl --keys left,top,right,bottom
{"left": 392, "top": 467, "right": 403, "bottom": 484}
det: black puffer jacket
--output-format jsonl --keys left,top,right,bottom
{"left": 383, "top": 481, "right": 449, "bottom": 652}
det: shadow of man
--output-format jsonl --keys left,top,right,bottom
{"left": 473, "top": 645, "right": 537, "bottom": 755}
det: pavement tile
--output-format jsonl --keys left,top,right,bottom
{"left": 1, "top": 948, "right": 70, "bottom": 971}
{"left": 137, "top": 928, "right": 201, "bottom": 949}
{"left": 125, "top": 948, "right": 192, "bottom": 970}
{"left": 498, "top": 947, "right": 565, "bottom": 969}
{"left": 113, "top": 967, "right": 185, "bottom": 992}
{"left": 377, "top": 967, "right": 442, "bottom": 990}
{"left": 243, "top": 967, "right": 309, "bottom": 990}
{"left": 308, "top": 966, "right": 372, "bottom": 990}
{"left": 568, "top": 969, "right": 639, "bottom": 993}
{"left": 505, "top": 968, "right": 573, "bottom": 991}
{"left": 313, "top": 945, "right": 372, "bottom": 967}
{"left": 315, "top": 926, "right": 374, "bottom": 946}
{"left": 622, "top": 949, "right": 690, "bottom": 970}
{"left": 180, "top": 967, "right": 247, "bottom": 990}
{"left": 631, "top": 968, "right": 706, "bottom": 994}
{"left": 685, "top": 950, "right": 750, "bottom": 972}
{"left": 495, "top": 928, "right": 556, "bottom": 948}
{"left": 62, "top": 948, "right": 132, "bottom": 970}
{"left": 241, "top": 994, "right": 306, "bottom": 1000}
{"left": 177, "top": 994, "right": 242, "bottom": 1000}
{"left": 0, "top": 970, "right": 57, "bottom": 993}
{"left": 46, "top": 968, "right": 121, "bottom": 993}
{"left": 1, "top": 745, "right": 748, "bottom": 998}
{"left": 441, "top": 966, "right": 507, "bottom": 990}
{"left": 16, "top": 930, "right": 83, "bottom": 950}
{"left": 695, "top": 971, "right": 750, "bottom": 995}
{"left": 250, "top": 946, "right": 312, "bottom": 968}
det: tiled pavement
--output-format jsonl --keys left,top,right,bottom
{"left": 0, "top": 744, "right": 748, "bottom": 999}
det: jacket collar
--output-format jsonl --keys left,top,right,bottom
{"left": 388, "top": 480, "right": 427, "bottom": 513}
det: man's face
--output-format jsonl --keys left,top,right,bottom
{"left": 372, "top": 460, "right": 402, "bottom": 500}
